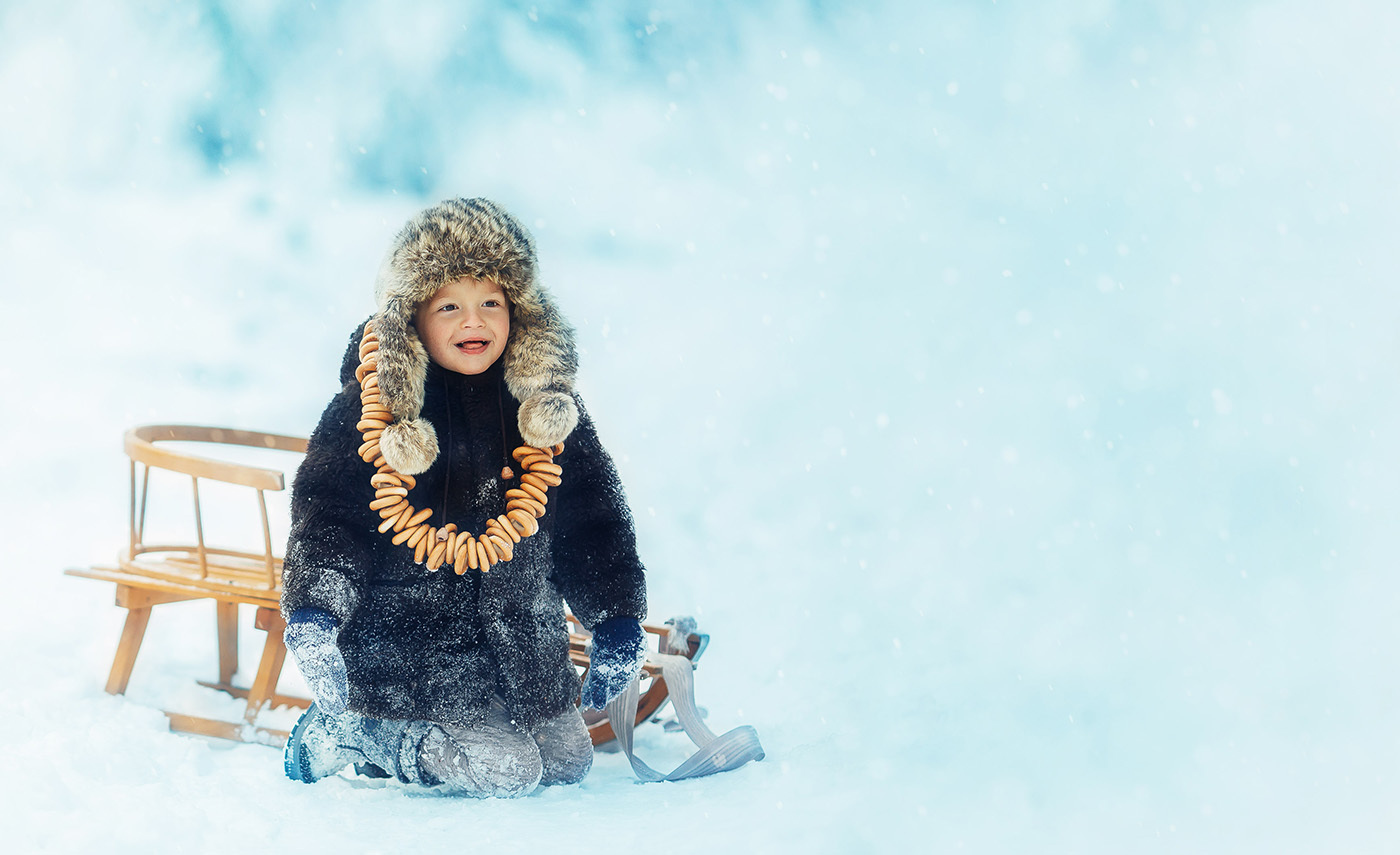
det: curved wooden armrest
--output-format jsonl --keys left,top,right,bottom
{"left": 124, "top": 425, "right": 309, "bottom": 492}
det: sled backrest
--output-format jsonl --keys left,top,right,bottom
{"left": 122, "top": 425, "right": 309, "bottom": 593}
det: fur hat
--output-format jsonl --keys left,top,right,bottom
{"left": 371, "top": 198, "right": 579, "bottom": 475}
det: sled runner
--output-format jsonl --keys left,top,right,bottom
{"left": 65, "top": 425, "right": 726, "bottom": 756}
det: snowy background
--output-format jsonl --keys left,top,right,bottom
{"left": 2, "top": 0, "right": 1398, "bottom": 851}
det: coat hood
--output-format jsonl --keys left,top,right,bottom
{"left": 366, "top": 198, "right": 578, "bottom": 474}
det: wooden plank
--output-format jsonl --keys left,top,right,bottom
{"left": 253, "top": 606, "right": 281, "bottom": 633}
{"left": 191, "top": 475, "right": 207, "bottom": 577}
{"left": 125, "top": 438, "right": 287, "bottom": 491}
{"left": 130, "top": 424, "right": 308, "bottom": 454}
{"left": 114, "top": 556, "right": 281, "bottom": 600}
{"left": 216, "top": 601, "right": 239, "bottom": 684}
{"left": 132, "top": 548, "right": 281, "bottom": 572}
{"left": 164, "top": 712, "right": 289, "bottom": 747}
{"left": 161, "top": 554, "right": 281, "bottom": 581}
{"left": 66, "top": 566, "right": 281, "bottom": 609}
{"left": 257, "top": 488, "right": 276, "bottom": 588}
{"left": 128, "top": 458, "right": 138, "bottom": 559}
{"left": 71, "top": 563, "right": 281, "bottom": 605}
{"left": 196, "top": 680, "right": 310, "bottom": 711}
{"left": 125, "top": 425, "right": 306, "bottom": 492}
{"left": 115, "top": 585, "right": 200, "bottom": 609}
{"left": 105, "top": 606, "right": 152, "bottom": 695}
{"left": 244, "top": 611, "right": 288, "bottom": 724}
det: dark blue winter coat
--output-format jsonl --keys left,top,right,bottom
{"left": 280, "top": 323, "right": 647, "bottom": 731}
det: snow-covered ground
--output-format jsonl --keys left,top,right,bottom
{"left": 3, "top": 1, "right": 1398, "bottom": 852}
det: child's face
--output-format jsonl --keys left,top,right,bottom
{"left": 413, "top": 276, "right": 511, "bottom": 375}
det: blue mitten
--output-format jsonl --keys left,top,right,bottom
{"left": 284, "top": 608, "right": 350, "bottom": 716}
{"left": 580, "top": 617, "right": 648, "bottom": 710}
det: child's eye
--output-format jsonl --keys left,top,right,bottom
{"left": 438, "top": 303, "right": 458, "bottom": 312}
{"left": 483, "top": 300, "right": 501, "bottom": 308}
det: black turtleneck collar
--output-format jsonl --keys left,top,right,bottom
{"left": 427, "top": 356, "right": 506, "bottom": 390}
{"left": 421, "top": 355, "right": 525, "bottom": 454}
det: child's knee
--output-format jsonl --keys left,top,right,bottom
{"left": 533, "top": 706, "right": 594, "bottom": 786}
{"left": 419, "top": 722, "right": 543, "bottom": 798}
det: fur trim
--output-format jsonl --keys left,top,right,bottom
{"left": 379, "top": 418, "right": 439, "bottom": 476}
{"left": 517, "top": 391, "right": 579, "bottom": 448}
{"left": 370, "top": 199, "right": 578, "bottom": 469}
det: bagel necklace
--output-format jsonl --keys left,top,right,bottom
{"left": 352, "top": 319, "right": 564, "bottom": 573}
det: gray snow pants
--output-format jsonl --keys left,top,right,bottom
{"left": 378, "top": 699, "right": 593, "bottom": 798}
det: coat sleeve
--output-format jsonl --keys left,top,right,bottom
{"left": 548, "top": 397, "right": 648, "bottom": 630}
{"left": 280, "top": 386, "right": 378, "bottom": 627}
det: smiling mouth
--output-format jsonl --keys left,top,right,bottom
{"left": 455, "top": 339, "right": 490, "bottom": 355}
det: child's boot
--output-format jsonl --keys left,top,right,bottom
{"left": 284, "top": 702, "right": 369, "bottom": 783}
{"left": 284, "top": 704, "right": 418, "bottom": 784}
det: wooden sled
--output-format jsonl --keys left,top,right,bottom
{"left": 67, "top": 424, "right": 704, "bottom": 748}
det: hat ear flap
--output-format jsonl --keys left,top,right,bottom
{"left": 371, "top": 303, "right": 439, "bottom": 473}
{"left": 503, "top": 289, "right": 579, "bottom": 446}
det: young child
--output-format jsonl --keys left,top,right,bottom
{"left": 279, "top": 198, "right": 649, "bottom": 797}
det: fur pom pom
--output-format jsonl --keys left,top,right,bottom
{"left": 517, "top": 391, "right": 578, "bottom": 448}
{"left": 379, "top": 418, "right": 439, "bottom": 475}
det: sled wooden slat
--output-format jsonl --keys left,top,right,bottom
{"left": 106, "top": 600, "right": 152, "bottom": 696}
{"left": 124, "top": 424, "right": 305, "bottom": 491}
{"left": 68, "top": 565, "right": 281, "bottom": 609}
{"left": 217, "top": 601, "right": 239, "bottom": 685}
{"left": 134, "top": 552, "right": 282, "bottom": 585}
{"left": 163, "top": 713, "right": 289, "bottom": 746}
